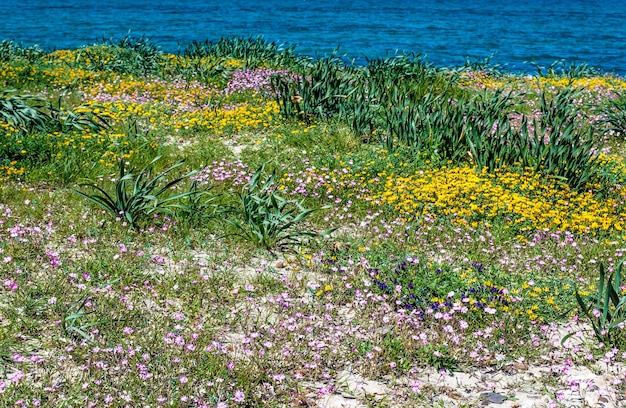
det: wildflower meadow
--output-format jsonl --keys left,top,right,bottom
{"left": 0, "top": 37, "right": 626, "bottom": 407}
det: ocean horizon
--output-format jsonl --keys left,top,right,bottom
{"left": 1, "top": 0, "right": 625, "bottom": 74}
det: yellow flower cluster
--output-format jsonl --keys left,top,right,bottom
{"left": 375, "top": 165, "right": 626, "bottom": 233}
{"left": 92, "top": 99, "right": 280, "bottom": 134}
{"left": 175, "top": 101, "right": 280, "bottom": 133}
{"left": 457, "top": 71, "right": 509, "bottom": 90}
{"left": 0, "top": 122, "right": 20, "bottom": 135}
{"left": 47, "top": 47, "right": 119, "bottom": 66}
{"left": 0, "top": 162, "right": 24, "bottom": 184}
{"left": 0, "top": 48, "right": 111, "bottom": 87}
{"left": 40, "top": 66, "right": 104, "bottom": 87}
{"left": 89, "top": 100, "right": 169, "bottom": 125}
{"left": 81, "top": 75, "right": 280, "bottom": 134}
{"left": 81, "top": 75, "right": 218, "bottom": 107}
{"left": 53, "top": 129, "right": 141, "bottom": 166}
{"left": 537, "top": 75, "right": 626, "bottom": 91}
{"left": 0, "top": 62, "right": 38, "bottom": 85}
{"left": 458, "top": 70, "right": 626, "bottom": 93}
{"left": 163, "top": 54, "right": 246, "bottom": 71}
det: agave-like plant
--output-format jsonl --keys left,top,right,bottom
{"left": 75, "top": 156, "right": 195, "bottom": 229}
{"left": 0, "top": 90, "right": 49, "bottom": 132}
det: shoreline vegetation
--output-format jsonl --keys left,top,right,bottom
{"left": 1, "top": 36, "right": 626, "bottom": 406}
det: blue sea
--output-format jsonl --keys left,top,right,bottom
{"left": 2, "top": 0, "right": 626, "bottom": 74}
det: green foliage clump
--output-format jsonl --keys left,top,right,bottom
{"left": 569, "top": 260, "right": 626, "bottom": 349}
{"left": 223, "top": 165, "right": 329, "bottom": 251}
{"left": 75, "top": 156, "right": 195, "bottom": 229}
{"left": 183, "top": 36, "right": 307, "bottom": 69}
{"left": 0, "top": 40, "right": 44, "bottom": 63}
{"left": 0, "top": 90, "right": 48, "bottom": 132}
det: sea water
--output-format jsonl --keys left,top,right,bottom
{"left": 2, "top": 0, "right": 625, "bottom": 74}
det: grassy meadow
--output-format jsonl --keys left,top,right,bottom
{"left": 1, "top": 36, "right": 626, "bottom": 407}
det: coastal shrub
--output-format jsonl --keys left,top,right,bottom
{"left": 519, "top": 118, "right": 601, "bottom": 191}
{"left": 533, "top": 60, "right": 600, "bottom": 80}
{"left": 363, "top": 53, "right": 443, "bottom": 107}
{"left": 342, "top": 55, "right": 431, "bottom": 141}
{"left": 465, "top": 90, "right": 519, "bottom": 171}
{"left": 536, "top": 86, "right": 582, "bottom": 129}
{"left": 562, "top": 62, "right": 601, "bottom": 80}
{"left": 461, "top": 53, "right": 503, "bottom": 77}
{"left": 411, "top": 92, "right": 470, "bottom": 161}
{"left": 75, "top": 156, "right": 195, "bottom": 229}
{"left": 111, "top": 35, "right": 164, "bottom": 76}
{"left": 381, "top": 87, "right": 513, "bottom": 164}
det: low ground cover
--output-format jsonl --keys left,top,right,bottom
{"left": 0, "top": 37, "right": 625, "bottom": 407}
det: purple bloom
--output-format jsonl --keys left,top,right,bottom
{"left": 232, "top": 390, "right": 244, "bottom": 403}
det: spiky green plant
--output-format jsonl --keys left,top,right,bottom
{"left": 518, "top": 87, "right": 602, "bottom": 191}
{"left": 74, "top": 156, "right": 195, "bottom": 229}
{"left": 223, "top": 165, "right": 330, "bottom": 251}
{"left": 565, "top": 260, "right": 626, "bottom": 348}
{"left": 0, "top": 40, "right": 44, "bottom": 62}
{"left": 0, "top": 90, "right": 48, "bottom": 132}
{"left": 273, "top": 56, "right": 358, "bottom": 124}
{"left": 183, "top": 36, "right": 307, "bottom": 69}
{"left": 600, "top": 91, "right": 626, "bottom": 138}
